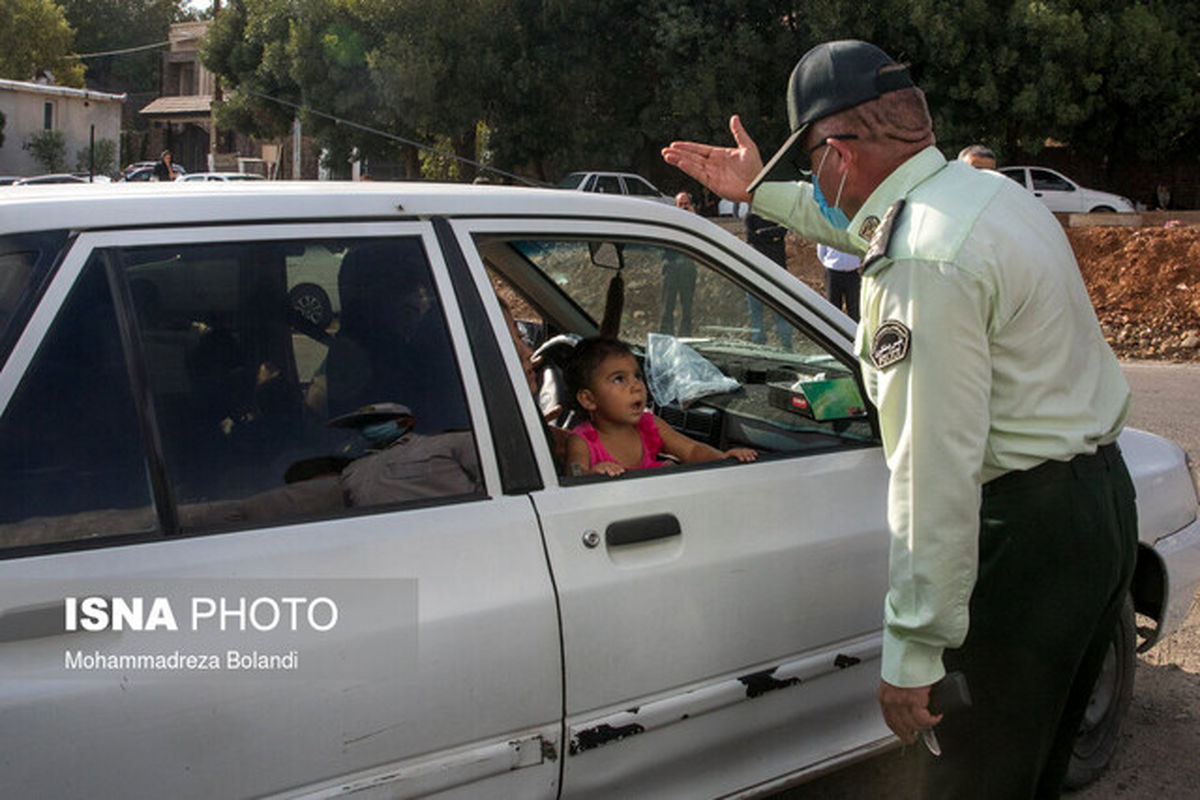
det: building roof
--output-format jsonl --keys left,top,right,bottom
{"left": 0, "top": 78, "right": 125, "bottom": 103}
{"left": 139, "top": 95, "right": 213, "bottom": 118}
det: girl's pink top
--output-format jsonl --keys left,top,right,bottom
{"left": 573, "top": 412, "right": 666, "bottom": 470}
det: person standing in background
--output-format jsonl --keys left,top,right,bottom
{"left": 745, "top": 213, "right": 793, "bottom": 346}
{"left": 957, "top": 144, "right": 996, "bottom": 170}
{"left": 818, "top": 243, "right": 862, "bottom": 321}
{"left": 660, "top": 192, "right": 699, "bottom": 336}
{"left": 153, "top": 150, "right": 175, "bottom": 182}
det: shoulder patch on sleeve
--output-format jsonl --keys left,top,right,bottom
{"left": 870, "top": 319, "right": 911, "bottom": 369}
{"left": 862, "top": 199, "right": 906, "bottom": 269}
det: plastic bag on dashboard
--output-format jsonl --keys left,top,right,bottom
{"left": 646, "top": 333, "right": 740, "bottom": 407}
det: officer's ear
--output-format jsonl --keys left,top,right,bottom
{"left": 828, "top": 136, "right": 857, "bottom": 170}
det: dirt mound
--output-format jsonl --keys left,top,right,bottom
{"left": 1069, "top": 226, "right": 1200, "bottom": 360}
{"left": 786, "top": 225, "right": 1200, "bottom": 362}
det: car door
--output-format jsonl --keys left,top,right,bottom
{"left": 457, "top": 217, "right": 894, "bottom": 798}
{"left": 0, "top": 221, "right": 561, "bottom": 799}
{"left": 1029, "top": 168, "right": 1084, "bottom": 213}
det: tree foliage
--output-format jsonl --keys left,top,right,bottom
{"left": 59, "top": 0, "right": 192, "bottom": 95}
{"left": 75, "top": 138, "right": 118, "bottom": 175}
{"left": 201, "top": 0, "right": 1200, "bottom": 186}
{"left": 25, "top": 129, "right": 67, "bottom": 172}
{"left": 0, "top": 0, "right": 86, "bottom": 87}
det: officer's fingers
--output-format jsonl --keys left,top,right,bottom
{"left": 880, "top": 704, "right": 919, "bottom": 744}
{"left": 663, "top": 151, "right": 714, "bottom": 185}
{"left": 665, "top": 140, "right": 716, "bottom": 157}
{"left": 729, "top": 115, "right": 761, "bottom": 159}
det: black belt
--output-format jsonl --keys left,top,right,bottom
{"left": 983, "top": 443, "right": 1122, "bottom": 497}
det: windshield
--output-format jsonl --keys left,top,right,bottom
{"left": 556, "top": 173, "right": 586, "bottom": 189}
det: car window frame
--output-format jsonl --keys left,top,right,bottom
{"left": 452, "top": 216, "right": 878, "bottom": 486}
{"left": 0, "top": 220, "right": 514, "bottom": 558}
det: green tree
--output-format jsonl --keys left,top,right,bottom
{"left": 59, "top": 0, "right": 192, "bottom": 95}
{"left": 203, "top": 0, "right": 401, "bottom": 175}
{"left": 25, "top": 129, "right": 68, "bottom": 172}
{"left": 200, "top": 0, "right": 1200, "bottom": 189}
{"left": 0, "top": 0, "right": 86, "bottom": 87}
{"left": 75, "top": 138, "right": 118, "bottom": 175}
{"left": 815, "top": 0, "right": 1200, "bottom": 173}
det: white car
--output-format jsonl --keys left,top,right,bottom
{"left": 178, "top": 172, "right": 268, "bottom": 182}
{"left": 0, "top": 183, "right": 1197, "bottom": 799}
{"left": 556, "top": 170, "right": 674, "bottom": 203}
{"left": 1000, "top": 166, "right": 1135, "bottom": 213}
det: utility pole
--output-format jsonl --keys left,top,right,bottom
{"left": 293, "top": 116, "right": 302, "bottom": 180}
{"left": 208, "top": 0, "right": 222, "bottom": 171}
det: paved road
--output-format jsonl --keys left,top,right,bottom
{"left": 772, "top": 360, "right": 1200, "bottom": 799}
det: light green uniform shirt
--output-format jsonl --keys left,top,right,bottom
{"left": 751, "top": 180, "right": 868, "bottom": 256}
{"left": 753, "top": 147, "right": 1130, "bottom": 687}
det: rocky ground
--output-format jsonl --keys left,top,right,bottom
{"left": 785, "top": 223, "right": 1200, "bottom": 363}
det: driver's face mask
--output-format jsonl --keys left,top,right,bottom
{"left": 362, "top": 418, "right": 412, "bottom": 447}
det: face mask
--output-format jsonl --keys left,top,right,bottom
{"left": 812, "top": 147, "right": 851, "bottom": 229}
{"left": 362, "top": 419, "right": 409, "bottom": 446}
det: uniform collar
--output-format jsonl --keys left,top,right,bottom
{"left": 848, "top": 146, "right": 945, "bottom": 242}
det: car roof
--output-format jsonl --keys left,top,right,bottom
{"left": 0, "top": 181, "right": 696, "bottom": 237}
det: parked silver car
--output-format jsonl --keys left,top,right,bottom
{"left": 0, "top": 183, "right": 1196, "bottom": 799}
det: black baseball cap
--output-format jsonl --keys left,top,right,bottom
{"left": 748, "top": 40, "right": 913, "bottom": 192}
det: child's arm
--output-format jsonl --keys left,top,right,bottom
{"left": 566, "top": 432, "right": 625, "bottom": 476}
{"left": 653, "top": 416, "right": 758, "bottom": 464}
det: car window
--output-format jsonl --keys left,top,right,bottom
{"left": 0, "top": 256, "right": 155, "bottom": 549}
{"left": 118, "top": 236, "right": 478, "bottom": 533}
{"left": 1031, "top": 169, "right": 1074, "bottom": 192}
{"left": 623, "top": 177, "right": 660, "bottom": 197}
{"left": 593, "top": 175, "right": 621, "bottom": 195}
{"left": 999, "top": 168, "right": 1026, "bottom": 186}
{"left": 475, "top": 235, "right": 876, "bottom": 476}
{"left": 557, "top": 173, "right": 586, "bottom": 189}
{"left": 0, "top": 230, "right": 69, "bottom": 362}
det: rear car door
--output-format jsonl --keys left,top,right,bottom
{"left": 459, "top": 217, "right": 894, "bottom": 798}
{"left": 0, "top": 221, "right": 561, "bottom": 799}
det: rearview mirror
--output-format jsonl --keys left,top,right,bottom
{"left": 588, "top": 241, "right": 624, "bottom": 271}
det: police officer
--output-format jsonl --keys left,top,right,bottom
{"left": 663, "top": 40, "right": 1136, "bottom": 799}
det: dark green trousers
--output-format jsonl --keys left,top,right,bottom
{"left": 919, "top": 444, "right": 1138, "bottom": 800}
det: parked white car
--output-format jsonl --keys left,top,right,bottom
{"left": 557, "top": 170, "right": 674, "bottom": 203}
{"left": 1000, "top": 166, "right": 1135, "bottom": 213}
{"left": 0, "top": 183, "right": 1197, "bottom": 799}
{"left": 178, "top": 172, "right": 267, "bottom": 182}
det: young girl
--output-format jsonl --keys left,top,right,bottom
{"left": 564, "top": 337, "right": 757, "bottom": 476}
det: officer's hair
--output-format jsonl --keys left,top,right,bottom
{"left": 811, "top": 85, "right": 934, "bottom": 151}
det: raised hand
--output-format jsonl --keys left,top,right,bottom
{"left": 661, "top": 115, "right": 765, "bottom": 203}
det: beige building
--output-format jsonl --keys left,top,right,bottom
{"left": 140, "top": 21, "right": 264, "bottom": 174}
{"left": 0, "top": 78, "right": 125, "bottom": 178}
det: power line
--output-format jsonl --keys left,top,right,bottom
{"left": 71, "top": 40, "right": 173, "bottom": 59}
{"left": 243, "top": 89, "right": 547, "bottom": 187}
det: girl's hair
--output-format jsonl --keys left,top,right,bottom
{"left": 564, "top": 337, "right": 633, "bottom": 409}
